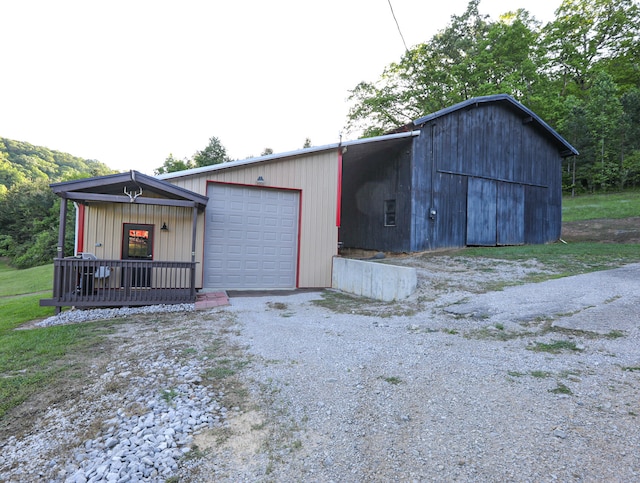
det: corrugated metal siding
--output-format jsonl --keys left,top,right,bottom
{"left": 168, "top": 151, "right": 339, "bottom": 288}
{"left": 82, "top": 203, "right": 193, "bottom": 262}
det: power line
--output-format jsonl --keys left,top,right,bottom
{"left": 387, "top": 0, "right": 408, "bottom": 52}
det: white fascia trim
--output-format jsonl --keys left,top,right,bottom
{"left": 156, "top": 131, "right": 420, "bottom": 180}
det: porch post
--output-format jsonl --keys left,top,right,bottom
{"left": 57, "top": 196, "right": 68, "bottom": 258}
{"left": 190, "top": 206, "right": 198, "bottom": 298}
{"left": 54, "top": 197, "right": 68, "bottom": 314}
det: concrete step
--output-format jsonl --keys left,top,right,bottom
{"left": 195, "top": 291, "right": 229, "bottom": 309}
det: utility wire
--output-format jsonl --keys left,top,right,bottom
{"left": 387, "top": 0, "right": 409, "bottom": 52}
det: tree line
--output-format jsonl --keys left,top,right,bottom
{"left": 153, "top": 136, "right": 313, "bottom": 174}
{"left": 346, "top": 0, "right": 640, "bottom": 194}
{"left": 0, "top": 138, "right": 114, "bottom": 268}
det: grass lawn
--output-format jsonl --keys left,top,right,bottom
{"left": 0, "top": 260, "right": 110, "bottom": 420}
{"left": 562, "top": 190, "right": 640, "bottom": 222}
{"left": 0, "top": 261, "right": 53, "bottom": 297}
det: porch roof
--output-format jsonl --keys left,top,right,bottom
{"left": 50, "top": 170, "right": 208, "bottom": 210}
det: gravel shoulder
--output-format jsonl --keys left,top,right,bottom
{"left": 2, "top": 258, "right": 640, "bottom": 482}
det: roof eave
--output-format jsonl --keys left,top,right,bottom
{"left": 157, "top": 130, "right": 421, "bottom": 180}
{"left": 51, "top": 170, "right": 209, "bottom": 209}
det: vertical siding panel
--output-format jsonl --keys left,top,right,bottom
{"left": 167, "top": 151, "right": 339, "bottom": 288}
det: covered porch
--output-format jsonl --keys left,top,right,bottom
{"left": 40, "top": 170, "right": 208, "bottom": 313}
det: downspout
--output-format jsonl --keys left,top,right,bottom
{"left": 190, "top": 205, "right": 198, "bottom": 299}
{"left": 336, "top": 147, "right": 343, "bottom": 229}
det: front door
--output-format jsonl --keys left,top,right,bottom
{"left": 122, "top": 223, "right": 153, "bottom": 287}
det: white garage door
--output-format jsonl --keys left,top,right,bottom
{"left": 204, "top": 184, "right": 299, "bottom": 289}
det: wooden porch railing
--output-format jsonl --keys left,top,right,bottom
{"left": 40, "top": 258, "right": 197, "bottom": 311}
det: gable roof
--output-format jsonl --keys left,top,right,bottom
{"left": 409, "top": 94, "right": 578, "bottom": 157}
{"left": 50, "top": 170, "right": 208, "bottom": 209}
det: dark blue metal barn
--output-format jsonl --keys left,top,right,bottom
{"left": 339, "top": 94, "right": 578, "bottom": 252}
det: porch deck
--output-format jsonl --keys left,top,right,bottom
{"left": 40, "top": 258, "right": 197, "bottom": 312}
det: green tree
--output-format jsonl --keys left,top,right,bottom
{"left": 585, "top": 72, "right": 624, "bottom": 190}
{"left": 542, "top": 0, "right": 640, "bottom": 96}
{"left": 303, "top": 138, "right": 312, "bottom": 148}
{"left": 261, "top": 148, "right": 274, "bottom": 156}
{"left": 620, "top": 88, "right": 640, "bottom": 187}
{"left": 345, "top": 1, "right": 541, "bottom": 137}
{"left": 193, "top": 136, "right": 230, "bottom": 167}
{"left": 154, "top": 153, "right": 194, "bottom": 175}
{"left": 0, "top": 180, "right": 74, "bottom": 268}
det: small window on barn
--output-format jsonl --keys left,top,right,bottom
{"left": 384, "top": 200, "right": 396, "bottom": 226}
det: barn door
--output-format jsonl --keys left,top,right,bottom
{"left": 467, "top": 179, "right": 525, "bottom": 246}
{"left": 497, "top": 183, "right": 524, "bottom": 245}
{"left": 467, "top": 178, "right": 497, "bottom": 246}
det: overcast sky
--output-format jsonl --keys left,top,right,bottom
{"left": 1, "top": 0, "right": 561, "bottom": 174}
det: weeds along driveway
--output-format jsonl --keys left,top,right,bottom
{"left": 180, "top": 262, "right": 640, "bottom": 482}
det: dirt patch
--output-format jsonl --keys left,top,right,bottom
{"left": 562, "top": 217, "right": 640, "bottom": 243}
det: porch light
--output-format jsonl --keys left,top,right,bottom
{"left": 161, "top": 222, "right": 168, "bottom": 231}
{"left": 256, "top": 176, "right": 265, "bottom": 185}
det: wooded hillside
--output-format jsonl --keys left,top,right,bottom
{"left": 0, "top": 137, "right": 114, "bottom": 193}
{"left": 0, "top": 138, "right": 116, "bottom": 268}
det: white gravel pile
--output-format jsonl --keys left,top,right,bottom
{"left": 36, "top": 304, "right": 195, "bottom": 327}
{"left": 1, "top": 349, "right": 231, "bottom": 483}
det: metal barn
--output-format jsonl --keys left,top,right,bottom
{"left": 339, "top": 94, "right": 579, "bottom": 252}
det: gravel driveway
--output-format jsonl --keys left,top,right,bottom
{"left": 181, "top": 262, "right": 640, "bottom": 482}
{"left": 3, "top": 261, "right": 640, "bottom": 482}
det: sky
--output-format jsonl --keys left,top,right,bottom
{"left": 1, "top": 0, "right": 561, "bottom": 175}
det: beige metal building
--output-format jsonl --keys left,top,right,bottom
{"left": 160, "top": 147, "right": 341, "bottom": 290}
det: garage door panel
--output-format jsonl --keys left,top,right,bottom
{"left": 228, "top": 245, "right": 242, "bottom": 255}
{"left": 279, "top": 247, "right": 294, "bottom": 256}
{"left": 204, "top": 185, "right": 299, "bottom": 289}
{"left": 209, "top": 228, "right": 224, "bottom": 238}
{"left": 246, "top": 246, "right": 260, "bottom": 256}
{"left": 264, "top": 217, "right": 278, "bottom": 227}
{"left": 206, "top": 243, "right": 226, "bottom": 253}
